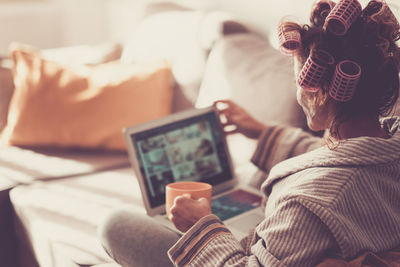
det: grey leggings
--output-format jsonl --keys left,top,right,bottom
{"left": 98, "top": 210, "right": 181, "bottom": 267}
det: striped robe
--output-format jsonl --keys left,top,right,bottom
{"left": 168, "top": 117, "right": 400, "bottom": 267}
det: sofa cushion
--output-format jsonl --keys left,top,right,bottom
{"left": 196, "top": 33, "right": 307, "bottom": 129}
{"left": 0, "top": 43, "right": 123, "bottom": 136}
{"left": 1, "top": 44, "right": 174, "bottom": 151}
{"left": 0, "top": 146, "right": 130, "bottom": 184}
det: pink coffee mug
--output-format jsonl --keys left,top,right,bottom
{"left": 165, "top": 181, "right": 212, "bottom": 218}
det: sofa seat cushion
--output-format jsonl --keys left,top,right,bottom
{"left": 0, "top": 133, "right": 256, "bottom": 187}
{"left": 0, "top": 146, "right": 130, "bottom": 185}
{"left": 10, "top": 167, "right": 145, "bottom": 267}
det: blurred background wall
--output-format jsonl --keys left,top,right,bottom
{"left": 0, "top": 0, "right": 398, "bottom": 56}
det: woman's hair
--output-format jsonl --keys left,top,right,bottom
{"left": 283, "top": 1, "right": 400, "bottom": 140}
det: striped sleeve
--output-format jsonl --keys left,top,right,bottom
{"left": 168, "top": 200, "right": 339, "bottom": 267}
{"left": 168, "top": 214, "right": 235, "bottom": 267}
{"left": 168, "top": 214, "right": 263, "bottom": 267}
{"left": 251, "top": 126, "right": 323, "bottom": 172}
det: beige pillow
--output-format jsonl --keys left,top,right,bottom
{"left": 0, "top": 42, "right": 123, "bottom": 136}
{"left": 1, "top": 44, "right": 174, "bottom": 150}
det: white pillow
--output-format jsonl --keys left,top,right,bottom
{"left": 196, "top": 33, "right": 306, "bottom": 128}
{"left": 121, "top": 10, "right": 209, "bottom": 104}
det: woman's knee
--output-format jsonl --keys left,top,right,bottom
{"left": 98, "top": 210, "right": 137, "bottom": 257}
{"left": 98, "top": 210, "right": 179, "bottom": 267}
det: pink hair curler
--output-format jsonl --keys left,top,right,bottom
{"left": 311, "top": 0, "right": 337, "bottom": 26}
{"left": 278, "top": 16, "right": 302, "bottom": 56}
{"left": 324, "top": 0, "right": 362, "bottom": 36}
{"left": 364, "top": 0, "right": 400, "bottom": 32}
{"left": 297, "top": 49, "right": 335, "bottom": 92}
{"left": 363, "top": 0, "right": 384, "bottom": 16}
{"left": 329, "top": 60, "right": 361, "bottom": 102}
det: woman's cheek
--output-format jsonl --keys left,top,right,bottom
{"left": 297, "top": 88, "right": 310, "bottom": 114}
{"left": 296, "top": 87, "right": 303, "bottom": 106}
{"left": 297, "top": 88, "right": 317, "bottom": 128}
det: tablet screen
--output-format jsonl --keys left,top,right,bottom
{"left": 130, "top": 110, "right": 233, "bottom": 208}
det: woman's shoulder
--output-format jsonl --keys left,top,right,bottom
{"left": 278, "top": 158, "right": 399, "bottom": 212}
{"left": 267, "top": 121, "right": 400, "bottom": 178}
{"left": 274, "top": 166, "right": 359, "bottom": 204}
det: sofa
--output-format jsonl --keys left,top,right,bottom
{"left": 0, "top": 2, "right": 313, "bottom": 267}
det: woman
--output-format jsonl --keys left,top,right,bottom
{"left": 99, "top": 0, "right": 400, "bottom": 266}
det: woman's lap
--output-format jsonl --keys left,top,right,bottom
{"left": 98, "top": 210, "right": 180, "bottom": 267}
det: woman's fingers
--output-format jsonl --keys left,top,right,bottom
{"left": 170, "top": 196, "right": 196, "bottom": 218}
{"left": 169, "top": 196, "right": 210, "bottom": 232}
{"left": 214, "top": 99, "right": 242, "bottom": 115}
{"left": 197, "top": 198, "right": 211, "bottom": 212}
{"left": 224, "top": 128, "right": 239, "bottom": 135}
{"left": 215, "top": 99, "right": 264, "bottom": 138}
{"left": 170, "top": 215, "right": 188, "bottom": 232}
{"left": 216, "top": 105, "right": 234, "bottom": 117}
{"left": 221, "top": 121, "right": 238, "bottom": 135}
{"left": 214, "top": 99, "right": 234, "bottom": 107}
{"left": 221, "top": 101, "right": 242, "bottom": 112}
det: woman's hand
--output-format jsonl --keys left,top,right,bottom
{"left": 169, "top": 195, "right": 211, "bottom": 233}
{"left": 214, "top": 99, "right": 265, "bottom": 139}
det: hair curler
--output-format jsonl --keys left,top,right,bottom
{"left": 278, "top": 16, "right": 302, "bottom": 56}
{"left": 297, "top": 49, "right": 335, "bottom": 92}
{"left": 329, "top": 60, "right": 361, "bottom": 102}
{"left": 363, "top": 0, "right": 400, "bottom": 32}
{"left": 311, "top": 0, "right": 337, "bottom": 26}
{"left": 324, "top": 0, "right": 362, "bottom": 35}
